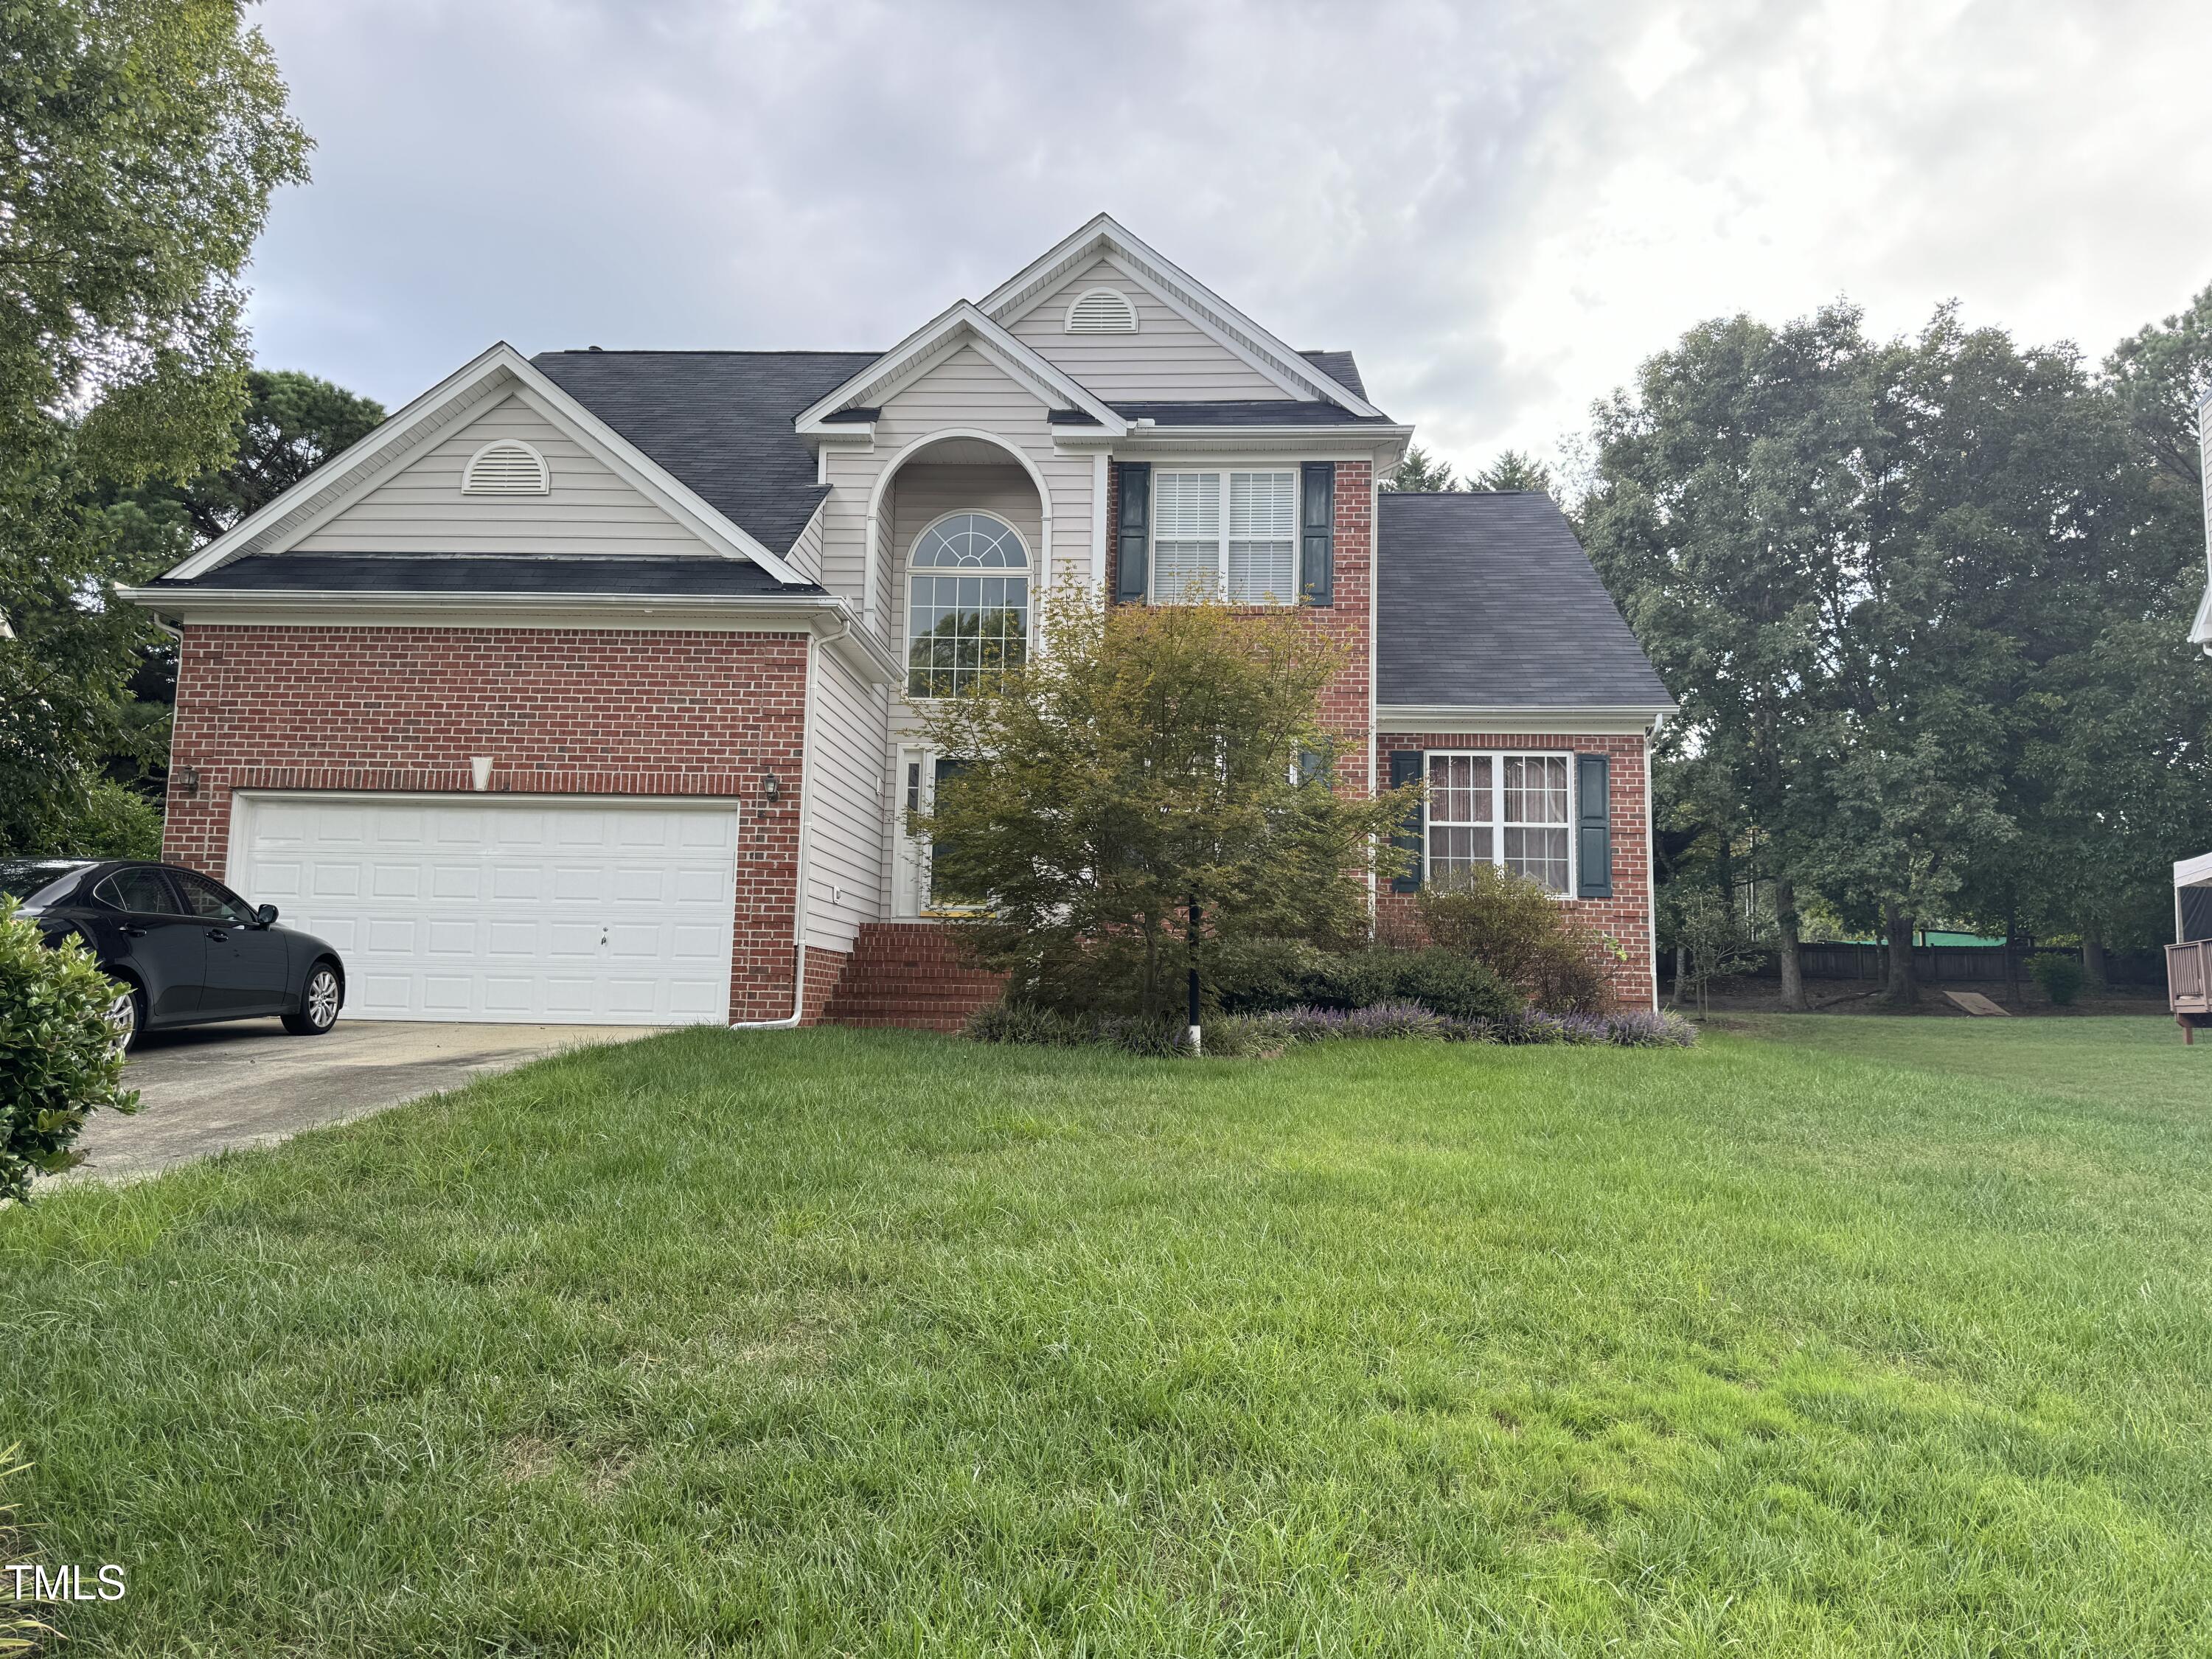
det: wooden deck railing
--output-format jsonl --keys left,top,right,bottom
{"left": 2168, "top": 939, "right": 2212, "bottom": 1015}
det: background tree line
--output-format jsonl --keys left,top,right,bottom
{"left": 1, "top": 1, "right": 382, "bottom": 860}
{"left": 1569, "top": 288, "right": 2212, "bottom": 1006}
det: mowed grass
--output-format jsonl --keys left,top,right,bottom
{"left": 4, "top": 1020, "right": 2211, "bottom": 1655}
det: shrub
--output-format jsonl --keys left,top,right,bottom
{"left": 68, "top": 779, "right": 163, "bottom": 860}
{"left": 1502, "top": 1009, "right": 1608, "bottom": 1046}
{"left": 1603, "top": 1008, "right": 1699, "bottom": 1048}
{"left": 1198, "top": 1012, "right": 1298, "bottom": 1059}
{"left": 1215, "top": 942, "right": 1523, "bottom": 1023}
{"left": 1, "top": 902, "right": 139, "bottom": 1203}
{"left": 2028, "top": 952, "right": 2087, "bottom": 1006}
{"left": 967, "top": 1002, "right": 1091, "bottom": 1047}
{"left": 1417, "top": 866, "right": 1615, "bottom": 1013}
{"left": 968, "top": 997, "right": 1693, "bottom": 1057}
{"left": 1337, "top": 1001, "right": 1445, "bottom": 1040}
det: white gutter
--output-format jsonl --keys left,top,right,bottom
{"left": 1375, "top": 703, "right": 1677, "bottom": 735}
{"left": 1050, "top": 423, "right": 1413, "bottom": 455}
{"left": 731, "top": 622, "right": 835, "bottom": 1030}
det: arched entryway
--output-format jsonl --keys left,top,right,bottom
{"left": 867, "top": 431, "right": 1048, "bottom": 916}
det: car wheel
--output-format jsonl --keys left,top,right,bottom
{"left": 105, "top": 981, "right": 145, "bottom": 1054}
{"left": 282, "top": 963, "right": 342, "bottom": 1037}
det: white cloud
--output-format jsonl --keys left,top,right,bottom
{"left": 246, "top": 0, "right": 2212, "bottom": 481}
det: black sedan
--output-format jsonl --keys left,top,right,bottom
{"left": 0, "top": 859, "right": 345, "bottom": 1050}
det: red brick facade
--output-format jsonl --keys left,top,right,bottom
{"left": 799, "top": 945, "right": 849, "bottom": 1026}
{"left": 162, "top": 625, "right": 814, "bottom": 1022}
{"left": 1105, "top": 459, "right": 1375, "bottom": 796}
{"left": 1374, "top": 730, "right": 1655, "bottom": 1009}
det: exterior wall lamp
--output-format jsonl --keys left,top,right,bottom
{"left": 175, "top": 765, "right": 200, "bottom": 798}
{"left": 763, "top": 772, "right": 782, "bottom": 804}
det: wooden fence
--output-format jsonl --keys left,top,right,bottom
{"left": 1707, "top": 942, "right": 2168, "bottom": 989}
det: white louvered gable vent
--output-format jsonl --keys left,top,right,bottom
{"left": 1065, "top": 287, "right": 1138, "bottom": 335}
{"left": 462, "top": 439, "right": 549, "bottom": 495}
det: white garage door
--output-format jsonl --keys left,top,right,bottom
{"left": 231, "top": 795, "right": 741, "bottom": 1025}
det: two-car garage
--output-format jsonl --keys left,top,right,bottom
{"left": 228, "top": 795, "right": 742, "bottom": 1025}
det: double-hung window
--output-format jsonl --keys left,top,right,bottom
{"left": 1426, "top": 751, "right": 1573, "bottom": 894}
{"left": 1151, "top": 470, "right": 1298, "bottom": 604}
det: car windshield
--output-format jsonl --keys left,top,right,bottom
{"left": 0, "top": 861, "right": 88, "bottom": 909}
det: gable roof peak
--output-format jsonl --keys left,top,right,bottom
{"left": 978, "top": 215, "right": 1382, "bottom": 417}
{"left": 791, "top": 298, "right": 1126, "bottom": 436}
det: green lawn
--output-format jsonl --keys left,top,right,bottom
{"left": 4, "top": 1018, "right": 2211, "bottom": 1655}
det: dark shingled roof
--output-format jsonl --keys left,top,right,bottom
{"left": 484, "top": 347, "right": 1379, "bottom": 552}
{"left": 532, "top": 350, "right": 878, "bottom": 554}
{"left": 1376, "top": 493, "right": 1672, "bottom": 710}
{"left": 155, "top": 553, "right": 825, "bottom": 598}
{"left": 1298, "top": 350, "right": 1366, "bottom": 400}
{"left": 1107, "top": 400, "right": 1396, "bottom": 428}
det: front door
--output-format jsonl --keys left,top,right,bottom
{"left": 891, "top": 751, "right": 975, "bottom": 917}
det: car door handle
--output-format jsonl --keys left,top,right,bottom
{"left": 206, "top": 928, "right": 229, "bottom": 942}
{"left": 122, "top": 925, "right": 147, "bottom": 937}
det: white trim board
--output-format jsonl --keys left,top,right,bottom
{"left": 165, "top": 343, "right": 808, "bottom": 585}
{"left": 120, "top": 588, "right": 900, "bottom": 684}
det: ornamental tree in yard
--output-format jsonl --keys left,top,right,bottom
{"left": 910, "top": 585, "right": 1418, "bottom": 1024}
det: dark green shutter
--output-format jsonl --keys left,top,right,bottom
{"left": 1114, "top": 462, "right": 1150, "bottom": 604}
{"left": 1301, "top": 462, "right": 1335, "bottom": 606}
{"left": 1576, "top": 753, "right": 1612, "bottom": 898}
{"left": 1388, "top": 749, "right": 1423, "bottom": 892}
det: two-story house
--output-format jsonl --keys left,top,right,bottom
{"left": 124, "top": 215, "right": 1673, "bottom": 1029}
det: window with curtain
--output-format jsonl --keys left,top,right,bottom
{"left": 1425, "top": 751, "right": 1573, "bottom": 894}
{"left": 905, "top": 512, "right": 1029, "bottom": 699}
{"left": 1150, "top": 470, "right": 1298, "bottom": 604}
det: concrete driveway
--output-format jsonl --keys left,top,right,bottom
{"left": 72, "top": 1020, "right": 667, "bottom": 1183}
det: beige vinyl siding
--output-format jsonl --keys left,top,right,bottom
{"left": 1006, "top": 257, "right": 1293, "bottom": 403}
{"left": 818, "top": 343, "right": 1096, "bottom": 648}
{"left": 805, "top": 645, "right": 889, "bottom": 951}
{"left": 295, "top": 392, "right": 714, "bottom": 556}
{"left": 783, "top": 495, "right": 827, "bottom": 581}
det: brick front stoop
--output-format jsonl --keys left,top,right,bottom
{"left": 821, "top": 922, "right": 1008, "bottom": 1032}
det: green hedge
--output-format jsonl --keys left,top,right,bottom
{"left": 1, "top": 902, "right": 139, "bottom": 1203}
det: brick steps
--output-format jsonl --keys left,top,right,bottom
{"left": 820, "top": 922, "right": 1006, "bottom": 1032}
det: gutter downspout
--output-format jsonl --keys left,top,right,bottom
{"left": 1645, "top": 712, "right": 1663, "bottom": 1012}
{"left": 730, "top": 619, "right": 841, "bottom": 1030}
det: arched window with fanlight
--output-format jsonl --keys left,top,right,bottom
{"left": 905, "top": 511, "right": 1030, "bottom": 698}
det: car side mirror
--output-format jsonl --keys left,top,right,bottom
{"left": 255, "top": 903, "right": 279, "bottom": 928}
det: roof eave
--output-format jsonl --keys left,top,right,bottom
{"left": 1374, "top": 702, "right": 1676, "bottom": 736}
{"left": 1053, "top": 422, "right": 1413, "bottom": 456}
{"left": 118, "top": 585, "right": 900, "bottom": 684}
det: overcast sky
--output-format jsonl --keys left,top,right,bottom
{"left": 246, "top": 0, "right": 2212, "bottom": 481}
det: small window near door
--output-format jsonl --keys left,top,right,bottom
{"left": 906, "top": 512, "right": 1030, "bottom": 699}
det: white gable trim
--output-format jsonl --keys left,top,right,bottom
{"left": 793, "top": 302, "right": 1126, "bottom": 436}
{"left": 981, "top": 215, "right": 1384, "bottom": 418}
{"left": 167, "top": 343, "right": 807, "bottom": 585}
